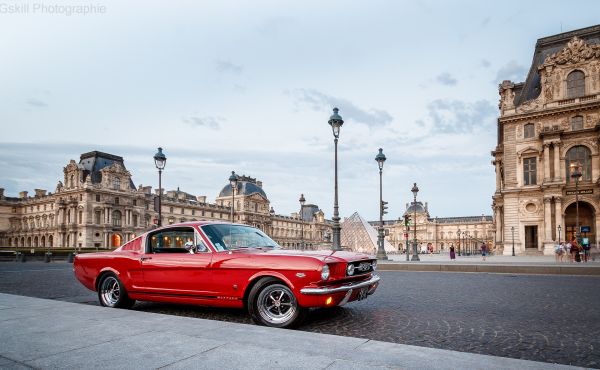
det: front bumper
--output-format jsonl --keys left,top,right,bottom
{"left": 300, "top": 274, "right": 380, "bottom": 295}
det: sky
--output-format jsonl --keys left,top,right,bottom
{"left": 1, "top": 0, "right": 599, "bottom": 221}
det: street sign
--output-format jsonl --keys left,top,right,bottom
{"left": 581, "top": 226, "right": 591, "bottom": 233}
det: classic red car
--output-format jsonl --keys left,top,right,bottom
{"left": 74, "top": 221, "right": 380, "bottom": 328}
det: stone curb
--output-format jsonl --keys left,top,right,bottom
{"left": 378, "top": 263, "right": 600, "bottom": 275}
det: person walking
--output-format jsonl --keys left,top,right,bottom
{"left": 565, "top": 241, "right": 572, "bottom": 263}
{"left": 571, "top": 239, "right": 581, "bottom": 263}
{"left": 449, "top": 245, "right": 456, "bottom": 261}
{"left": 554, "top": 242, "right": 562, "bottom": 263}
{"left": 480, "top": 242, "right": 487, "bottom": 261}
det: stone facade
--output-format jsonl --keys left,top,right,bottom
{"left": 492, "top": 26, "right": 600, "bottom": 255}
{"left": 0, "top": 151, "right": 332, "bottom": 250}
{"left": 370, "top": 202, "right": 494, "bottom": 254}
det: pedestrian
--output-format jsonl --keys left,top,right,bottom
{"left": 554, "top": 243, "right": 562, "bottom": 263}
{"left": 480, "top": 242, "right": 487, "bottom": 261}
{"left": 565, "top": 241, "right": 572, "bottom": 262}
{"left": 449, "top": 245, "right": 456, "bottom": 261}
{"left": 558, "top": 242, "right": 565, "bottom": 263}
{"left": 571, "top": 239, "right": 581, "bottom": 263}
{"left": 582, "top": 240, "right": 591, "bottom": 263}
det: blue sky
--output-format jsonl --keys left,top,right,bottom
{"left": 1, "top": 0, "right": 599, "bottom": 220}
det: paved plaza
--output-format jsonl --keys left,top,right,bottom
{"left": 0, "top": 262, "right": 598, "bottom": 368}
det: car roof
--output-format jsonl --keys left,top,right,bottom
{"left": 149, "top": 220, "right": 249, "bottom": 232}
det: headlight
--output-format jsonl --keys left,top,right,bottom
{"left": 346, "top": 263, "right": 355, "bottom": 276}
{"left": 371, "top": 260, "right": 377, "bottom": 271}
{"left": 321, "top": 264, "right": 330, "bottom": 280}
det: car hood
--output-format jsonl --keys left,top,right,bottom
{"left": 239, "top": 248, "right": 374, "bottom": 263}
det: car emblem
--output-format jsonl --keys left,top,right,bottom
{"left": 358, "top": 262, "right": 370, "bottom": 272}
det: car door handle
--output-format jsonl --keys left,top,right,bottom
{"left": 140, "top": 257, "right": 152, "bottom": 261}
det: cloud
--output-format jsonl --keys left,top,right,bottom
{"left": 418, "top": 99, "right": 496, "bottom": 134}
{"left": 26, "top": 98, "right": 47, "bottom": 108}
{"left": 216, "top": 60, "right": 243, "bottom": 75}
{"left": 495, "top": 60, "right": 527, "bottom": 83}
{"left": 435, "top": 72, "right": 458, "bottom": 86}
{"left": 182, "top": 116, "right": 224, "bottom": 130}
{"left": 480, "top": 59, "right": 491, "bottom": 68}
{"left": 288, "top": 88, "right": 393, "bottom": 128}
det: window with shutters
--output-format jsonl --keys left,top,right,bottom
{"left": 523, "top": 157, "right": 537, "bottom": 185}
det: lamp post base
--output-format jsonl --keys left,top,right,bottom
{"left": 376, "top": 250, "right": 388, "bottom": 260}
{"left": 411, "top": 254, "right": 420, "bottom": 261}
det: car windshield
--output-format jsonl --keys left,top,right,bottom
{"left": 201, "top": 224, "right": 280, "bottom": 251}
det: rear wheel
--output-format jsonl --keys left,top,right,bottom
{"left": 97, "top": 273, "right": 135, "bottom": 309}
{"left": 248, "top": 277, "right": 307, "bottom": 328}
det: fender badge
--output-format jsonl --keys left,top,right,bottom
{"left": 296, "top": 273, "right": 306, "bottom": 278}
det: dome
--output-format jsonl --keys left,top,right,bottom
{"left": 218, "top": 180, "right": 267, "bottom": 199}
{"left": 403, "top": 201, "right": 428, "bottom": 216}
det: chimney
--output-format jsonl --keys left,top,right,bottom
{"left": 141, "top": 186, "right": 152, "bottom": 194}
{"left": 19, "top": 191, "right": 28, "bottom": 199}
{"left": 196, "top": 196, "right": 206, "bottom": 203}
{"left": 154, "top": 188, "right": 163, "bottom": 196}
{"left": 34, "top": 189, "right": 47, "bottom": 197}
{"left": 256, "top": 180, "right": 263, "bottom": 188}
{"left": 406, "top": 203, "right": 409, "bottom": 210}
{"left": 425, "top": 202, "right": 428, "bottom": 212}
{"left": 0, "top": 188, "right": 4, "bottom": 199}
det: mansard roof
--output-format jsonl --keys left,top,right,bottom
{"left": 515, "top": 24, "right": 600, "bottom": 107}
{"left": 78, "top": 151, "right": 135, "bottom": 189}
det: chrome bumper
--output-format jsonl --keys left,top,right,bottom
{"left": 300, "top": 275, "right": 380, "bottom": 295}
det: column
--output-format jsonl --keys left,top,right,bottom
{"left": 544, "top": 198, "right": 552, "bottom": 241}
{"left": 494, "top": 161, "right": 501, "bottom": 190}
{"left": 555, "top": 197, "right": 562, "bottom": 242}
{"left": 543, "top": 144, "right": 551, "bottom": 182}
{"left": 553, "top": 143, "right": 561, "bottom": 181}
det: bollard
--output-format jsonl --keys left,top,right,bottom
{"left": 44, "top": 252, "right": 52, "bottom": 263}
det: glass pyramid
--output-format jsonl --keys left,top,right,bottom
{"left": 340, "top": 212, "right": 394, "bottom": 254}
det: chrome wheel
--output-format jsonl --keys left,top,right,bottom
{"left": 100, "top": 276, "right": 120, "bottom": 307}
{"left": 256, "top": 284, "right": 297, "bottom": 325}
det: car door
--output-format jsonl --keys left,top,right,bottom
{"left": 140, "top": 227, "right": 214, "bottom": 297}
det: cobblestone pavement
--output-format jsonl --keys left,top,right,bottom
{"left": 1, "top": 262, "right": 598, "bottom": 368}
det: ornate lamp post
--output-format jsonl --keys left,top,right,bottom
{"left": 229, "top": 171, "right": 238, "bottom": 222}
{"left": 299, "top": 194, "right": 306, "bottom": 250}
{"left": 153, "top": 147, "right": 167, "bottom": 227}
{"left": 570, "top": 162, "right": 582, "bottom": 244}
{"left": 375, "top": 148, "right": 388, "bottom": 260}
{"left": 411, "top": 183, "right": 420, "bottom": 261}
{"left": 558, "top": 224, "right": 562, "bottom": 245}
{"left": 328, "top": 108, "right": 344, "bottom": 251}
{"left": 511, "top": 226, "right": 515, "bottom": 256}
{"left": 457, "top": 228, "right": 461, "bottom": 256}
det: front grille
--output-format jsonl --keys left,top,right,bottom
{"left": 347, "top": 260, "right": 374, "bottom": 276}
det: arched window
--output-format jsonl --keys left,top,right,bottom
{"left": 523, "top": 123, "right": 535, "bottom": 138}
{"left": 566, "top": 70, "right": 585, "bottom": 98}
{"left": 112, "top": 210, "right": 122, "bottom": 227}
{"left": 49, "top": 235, "right": 53, "bottom": 247}
{"left": 571, "top": 116, "right": 583, "bottom": 130}
{"left": 566, "top": 146, "right": 592, "bottom": 183}
{"left": 113, "top": 177, "right": 121, "bottom": 190}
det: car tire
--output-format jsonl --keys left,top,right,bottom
{"left": 97, "top": 273, "right": 135, "bottom": 309}
{"left": 248, "top": 277, "right": 307, "bottom": 328}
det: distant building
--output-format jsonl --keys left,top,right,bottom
{"left": 493, "top": 25, "right": 600, "bottom": 255}
{"left": 0, "top": 151, "right": 332, "bottom": 250}
{"left": 368, "top": 201, "right": 494, "bottom": 254}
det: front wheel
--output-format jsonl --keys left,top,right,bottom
{"left": 98, "top": 273, "right": 135, "bottom": 309}
{"left": 248, "top": 278, "right": 307, "bottom": 328}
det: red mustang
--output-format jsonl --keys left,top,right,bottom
{"left": 74, "top": 221, "right": 380, "bottom": 328}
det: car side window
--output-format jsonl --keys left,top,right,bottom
{"left": 194, "top": 232, "right": 209, "bottom": 253}
{"left": 149, "top": 227, "right": 195, "bottom": 254}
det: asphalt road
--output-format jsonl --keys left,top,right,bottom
{"left": 1, "top": 262, "right": 598, "bottom": 368}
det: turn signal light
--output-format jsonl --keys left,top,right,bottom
{"left": 326, "top": 296, "right": 333, "bottom": 305}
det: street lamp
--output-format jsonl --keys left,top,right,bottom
{"left": 411, "top": 183, "right": 420, "bottom": 261}
{"left": 457, "top": 228, "right": 461, "bottom": 256}
{"left": 328, "top": 107, "right": 344, "bottom": 251}
{"left": 570, "top": 162, "right": 582, "bottom": 244}
{"left": 299, "top": 194, "right": 306, "bottom": 250}
{"left": 229, "top": 171, "right": 238, "bottom": 222}
{"left": 375, "top": 148, "right": 388, "bottom": 260}
{"left": 558, "top": 224, "right": 562, "bottom": 245}
{"left": 511, "top": 226, "right": 515, "bottom": 256}
{"left": 153, "top": 147, "right": 167, "bottom": 227}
